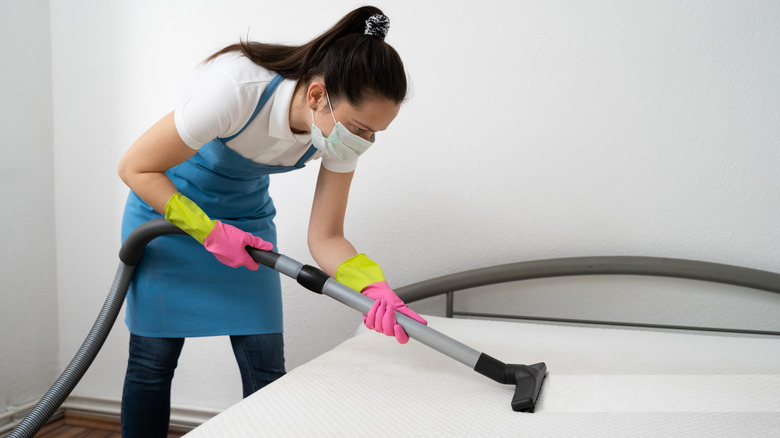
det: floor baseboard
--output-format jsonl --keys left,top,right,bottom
{"left": 1, "top": 394, "right": 219, "bottom": 436}
{"left": 62, "top": 410, "right": 123, "bottom": 433}
{"left": 62, "top": 410, "right": 190, "bottom": 436}
{"left": 64, "top": 394, "right": 220, "bottom": 430}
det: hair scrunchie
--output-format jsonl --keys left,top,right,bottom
{"left": 364, "top": 14, "right": 390, "bottom": 39}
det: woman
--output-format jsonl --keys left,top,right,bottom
{"left": 117, "top": 6, "right": 426, "bottom": 437}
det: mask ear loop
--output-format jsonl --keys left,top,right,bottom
{"left": 325, "top": 91, "right": 338, "bottom": 124}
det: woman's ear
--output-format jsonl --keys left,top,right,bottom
{"left": 307, "top": 81, "right": 326, "bottom": 110}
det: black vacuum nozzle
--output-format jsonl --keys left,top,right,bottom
{"left": 506, "top": 362, "right": 547, "bottom": 412}
{"left": 474, "top": 354, "right": 547, "bottom": 412}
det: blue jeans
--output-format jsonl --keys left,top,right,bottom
{"left": 121, "top": 333, "right": 285, "bottom": 438}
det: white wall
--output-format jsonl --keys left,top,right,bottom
{"left": 0, "top": 0, "right": 58, "bottom": 419}
{"left": 12, "top": 0, "right": 779, "bottom": 417}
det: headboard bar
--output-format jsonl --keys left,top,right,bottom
{"left": 396, "top": 256, "right": 780, "bottom": 303}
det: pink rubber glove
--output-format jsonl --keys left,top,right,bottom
{"left": 203, "top": 221, "right": 274, "bottom": 270}
{"left": 362, "top": 281, "right": 428, "bottom": 344}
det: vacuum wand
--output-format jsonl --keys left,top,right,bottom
{"left": 7, "top": 219, "right": 543, "bottom": 438}
{"left": 247, "top": 247, "right": 547, "bottom": 412}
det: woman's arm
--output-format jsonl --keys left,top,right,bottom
{"left": 308, "top": 164, "right": 428, "bottom": 343}
{"left": 307, "top": 165, "right": 359, "bottom": 277}
{"left": 119, "top": 111, "right": 273, "bottom": 270}
{"left": 117, "top": 111, "right": 197, "bottom": 213}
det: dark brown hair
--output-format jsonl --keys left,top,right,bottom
{"left": 206, "top": 6, "right": 407, "bottom": 107}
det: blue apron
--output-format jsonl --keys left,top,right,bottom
{"left": 121, "top": 75, "right": 317, "bottom": 338}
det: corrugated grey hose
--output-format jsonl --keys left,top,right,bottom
{"left": 8, "top": 219, "right": 185, "bottom": 438}
{"left": 8, "top": 264, "right": 135, "bottom": 438}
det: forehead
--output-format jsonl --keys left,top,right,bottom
{"left": 333, "top": 97, "right": 401, "bottom": 131}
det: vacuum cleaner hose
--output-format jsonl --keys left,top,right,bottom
{"left": 7, "top": 264, "right": 135, "bottom": 438}
{"left": 9, "top": 217, "right": 544, "bottom": 436}
{"left": 8, "top": 219, "right": 185, "bottom": 438}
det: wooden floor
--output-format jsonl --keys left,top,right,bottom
{"left": 34, "top": 411, "right": 189, "bottom": 438}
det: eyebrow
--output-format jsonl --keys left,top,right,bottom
{"left": 352, "top": 119, "right": 378, "bottom": 132}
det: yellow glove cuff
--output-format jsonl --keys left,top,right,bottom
{"left": 164, "top": 193, "right": 216, "bottom": 244}
{"left": 335, "top": 254, "right": 387, "bottom": 292}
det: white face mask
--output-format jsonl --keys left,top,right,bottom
{"left": 311, "top": 92, "right": 375, "bottom": 160}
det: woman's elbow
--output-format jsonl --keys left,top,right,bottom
{"left": 117, "top": 159, "right": 129, "bottom": 184}
{"left": 117, "top": 154, "right": 135, "bottom": 186}
{"left": 307, "top": 230, "right": 340, "bottom": 253}
{"left": 306, "top": 232, "right": 322, "bottom": 254}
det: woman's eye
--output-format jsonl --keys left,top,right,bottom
{"left": 352, "top": 126, "right": 364, "bottom": 133}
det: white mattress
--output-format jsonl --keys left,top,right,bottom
{"left": 185, "top": 316, "right": 780, "bottom": 437}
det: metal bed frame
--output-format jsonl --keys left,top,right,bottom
{"left": 396, "top": 256, "right": 780, "bottom": 337}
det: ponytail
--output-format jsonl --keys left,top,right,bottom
{"left": 206, "top": 6, "right": 407, "bottom": 106}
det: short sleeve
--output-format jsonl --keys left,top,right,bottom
{"left": 174, "top": 70, "right": 254, "bottom": 149}
{"left": 321, "top": 157, "right": 358, "bottom": 173}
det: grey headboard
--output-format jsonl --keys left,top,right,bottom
{"left": 395, "top": 256, "right": 780, "bottom": 336}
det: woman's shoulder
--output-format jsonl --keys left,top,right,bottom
{"left": 202, "top": 52, "right": 277, "bottom": 88}
{"left": 175, "top": 53, "right": 279, "bottom": 148}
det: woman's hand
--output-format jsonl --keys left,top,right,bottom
{"left": 361, "top": 281, "right": 428, "bottom": 344}
{"left": 204, "top": 221, "right": 274, "bottom": 270}
{"left": 165, "top": 192, "right": 273, "bottom": 270}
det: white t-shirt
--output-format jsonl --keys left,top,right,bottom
{"left": 174, "top": 53, "right": 358, "bottom": 173}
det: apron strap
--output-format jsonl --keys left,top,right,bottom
{"left": 221, "top": 74, "right": 285, "bottom": 143}
{"left": 295, "top": 145, "right": 318, "bottom": 167}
